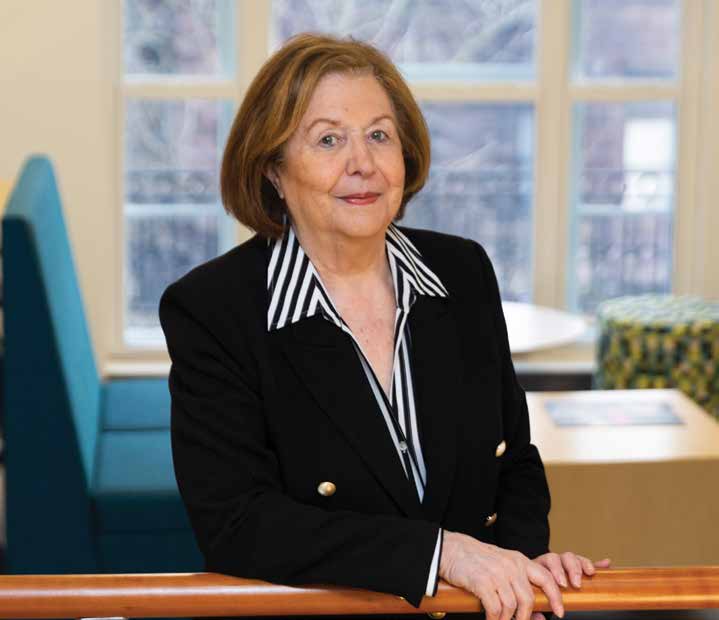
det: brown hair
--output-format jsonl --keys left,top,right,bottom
{"left": 220, "top": 33, "right": 431, "bottom": 239}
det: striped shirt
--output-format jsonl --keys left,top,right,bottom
{"left": 267, "top": 222, "right": 449, "bottom": 597}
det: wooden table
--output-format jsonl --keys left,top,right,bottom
{"left": 527, "top": 389, "right": 719, "bottom": 567}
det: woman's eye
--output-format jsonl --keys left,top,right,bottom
{"left": 370, "top": 129, "right": 388, "bottom": 142}
{"left": 319, "top": 135, "right": 339, "bottom": 147}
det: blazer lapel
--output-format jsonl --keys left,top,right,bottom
{"left": 409, "top": 295, "right": 462, "bottom": 525}
{"left": 273, "top": 316, "right": 424, "bottom": 519}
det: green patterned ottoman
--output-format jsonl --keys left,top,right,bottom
{"left": 595, "top": 295, "right": 719, "bottom": 419}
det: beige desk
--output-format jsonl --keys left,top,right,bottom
{"left": 527, "top": 389, "right": 719, "bottom": 567}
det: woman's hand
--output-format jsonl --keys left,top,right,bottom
{"left": 533, "top": 551, "right": 612, "bottom": 588}
{"left": 528, "top": 552, "right": 613, "bottom": 620}
{"left": 439, "top": 530, "right": 565, "bottom": 620}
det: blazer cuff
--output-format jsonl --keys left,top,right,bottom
{"left": 425, "top": 528, "right": 443, "bottom": 597}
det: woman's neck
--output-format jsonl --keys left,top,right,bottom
{"left": 292, "top": 222, "right": 393, "bottom": 299}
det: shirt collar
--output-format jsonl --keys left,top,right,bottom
{"left": 267, "top": 223, "right": 449, "bottom": 332}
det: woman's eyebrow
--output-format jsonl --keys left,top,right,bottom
{"left": 366, "top": 114, "right": 395, "bottom": 127}
{"left": 304, "top": 114, "right": 395, "bottom": 134}
{"left": 304, "top": 117, "right": 340, "bottom": 134}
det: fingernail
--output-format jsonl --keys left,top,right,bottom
{"left": 560, "top": 577, "right": 568, "bottom": 587}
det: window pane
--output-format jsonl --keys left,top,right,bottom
{"left": 125, "top": 213, "right": 219, "bottom": 345}
{"left": 272, "top": 0, "right": 537, "bottom": 81}
{"left": 124, "top": 98, "right": 234, "bottom": 343}
{"left": 124, "top": 0, "right": 234, "bottom": 76}
{"left": 125, "top": 99, "right": 228, "bottom": 204}
{"left": 574, "top": 0, "right": 680, "bottom": 80}
{"left": 568, "top": 102, "right": 676, "bottom": 313}
{"left": 402, "top": 103, "right": 534, "bottom": 302}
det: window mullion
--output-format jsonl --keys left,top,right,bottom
{"left": 673, "top": 0, "right": 706, "bottom": 296}
{"left": 569, "top": 84, "right": 679, "bottom": 101}
{"left": 237, "top": 0, "right": 271, "bottom": 94}
{"left": 696, "top": 0, "right": 719, "bottom": 300}
{"left": 232, "top": 0, "right": 272, "bottom": 246}
{"left": 112, "top": 0, "right": 126, "bottom": 361}
{"left": 534, "top": 0, "right": 572, "bottom": 308}
{"left": 409, "top": 83, "right": 536, "bottom": 102}
{"left": 122, "top": 81, "right": 237, "bottom": 99}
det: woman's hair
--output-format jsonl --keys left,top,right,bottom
{"left": 220, "top": 32, "right": 431, "bottom": 239}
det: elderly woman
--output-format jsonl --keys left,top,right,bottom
{"left": 160, "top": 33, "right": 610, "bottom": 620}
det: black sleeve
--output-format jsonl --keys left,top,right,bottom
{"left": 471, "top": 240, "right": 552, "bottom": 559}
{"left": 159, "top": 280, "right": 440, "bottom": 607}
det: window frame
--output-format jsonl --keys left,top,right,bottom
{"left": 107, "top": 0, "right": 717, "bottom": 372}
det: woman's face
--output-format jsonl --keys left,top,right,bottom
{"left": 268, "top": 71, "right": 406, "bottom": 244}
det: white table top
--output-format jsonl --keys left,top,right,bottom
{"left": 502, "top": 301, "right": 588, "bottom": 354}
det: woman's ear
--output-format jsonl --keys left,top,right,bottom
{"left": 264, "top": 165, "right": 284, "bottom": 200}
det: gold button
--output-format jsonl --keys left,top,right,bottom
{"left": 495, "top": 440, "right": 506, "bottom": 457}
{"left": 427, "top": 613, "right": 446, "bottom": 619}
{"left": 317, "top": 481, "right": 336, "bottom": 497}
{"left": 484, "top": 512, "right": 498, "bottom": 527}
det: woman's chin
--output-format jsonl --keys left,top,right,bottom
{"left": 332, "top": 202, "right": 397, "bottom": 239}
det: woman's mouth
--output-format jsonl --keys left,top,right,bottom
{"left": 338, "top": 192, "right": 380, "bottom": 205}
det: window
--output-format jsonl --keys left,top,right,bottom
{"left": 122, "top": 0, "right": 237, "bottom": 346}
{"left": 273, "top": 0, "right": 539, "bottom": 303}
{"left": 568, "top": 0, "right": 680, "bottom": 312}
{"left": 119, "top": 0, "right": 702, "bottom": 351}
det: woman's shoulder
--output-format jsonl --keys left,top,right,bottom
{"left": 394, "top": 225, "right": 494, "bottom": 294}
{"left": 160, "top": 233, "right": 268, "bottom": 320}
{"left": 396, "top": 224, "right": 486, "bottom": 260}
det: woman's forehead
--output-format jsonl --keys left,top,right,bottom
{"left": 301, "top": 72, "right": 396, "bottom": 126}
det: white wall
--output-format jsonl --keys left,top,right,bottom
{"left": 0, "top": 1, "right": 119, "bottom": 370}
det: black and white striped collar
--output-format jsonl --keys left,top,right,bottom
{"left": 267, "top": 223, "right": 449, "bottom": 332}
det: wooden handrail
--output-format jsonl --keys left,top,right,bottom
{"left": 0, "top": 567, "right": 717, "bottom": 619}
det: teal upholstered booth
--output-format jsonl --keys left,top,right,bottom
{"left": 2, "top": 155, "right": 202, "bottom": 575}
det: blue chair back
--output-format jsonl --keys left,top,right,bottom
{"left": 3, "top": 155, "right": 99, "bottom": 571}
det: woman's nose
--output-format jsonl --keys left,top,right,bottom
{"left": 345, "top": 135, "right": 376, "bottom": 176}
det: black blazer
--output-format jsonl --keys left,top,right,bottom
{"left": 159, "top": 226, "right": 551, "bottom": 612}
